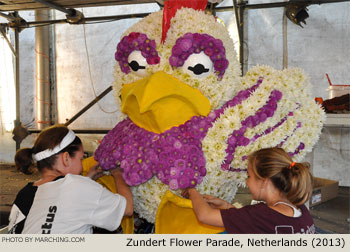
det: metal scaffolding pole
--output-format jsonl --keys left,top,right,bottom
{"left": 14, "top": 26, "right": 20, "bottom": 150}
{"left": 0, "top": 11, "right": 16, "bottom": 21}
{"left": 35, "top": 9, "right": 51, "bottom": 129}
{"left": 3, "top": 12, "right": 151, "bottom": 29}
{"left": 64, "top": 86, "right": 113, "bottom": 127}
{"left": 0, "top": 27, "right": 16, "bottom": 56}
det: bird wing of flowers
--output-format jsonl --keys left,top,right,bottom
{"left": 200, "top": 65, "right": 325, "bottom": 192}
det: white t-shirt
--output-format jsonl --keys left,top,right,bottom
{"left": 9, "top": 174, "right": 126, "bottom": 234}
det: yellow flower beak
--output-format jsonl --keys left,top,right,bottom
{"left": 121, "top": 71, "right": 211, "bottom": 134}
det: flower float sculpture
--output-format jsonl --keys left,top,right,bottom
{"left": 93, "top": 0, "right": 325, "bottom": 231}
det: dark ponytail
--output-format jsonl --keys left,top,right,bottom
{"left": 15, "top": 148, "right": 35, "bottom": 175}
{"left": 248, "top": 147, "right": 313, "bottom": 205}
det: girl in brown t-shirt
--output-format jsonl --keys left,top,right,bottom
{"left": 182, "top": 147, "right": 315, "bottom": 234}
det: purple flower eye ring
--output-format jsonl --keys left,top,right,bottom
{"left": 115, "top": 32, "right": 160, "bottom": 74}
{"left": 170, "top": 33, "right": 228, "bottom": 80}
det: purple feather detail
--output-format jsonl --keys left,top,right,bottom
{"left": 217, "top": 77, "right": 263, "bottom": 118}
{"left": 288, "top": 142, "right": 305, "bottom": 157}
{"left": 222, "top": 89, "right": 283, "bottom": 171}
{"left": 278, "top": 121, "right": 302, "bottom": 148}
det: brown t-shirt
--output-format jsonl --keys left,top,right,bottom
{"left": 220, "top": 203, "right": 315, "bottom": 234}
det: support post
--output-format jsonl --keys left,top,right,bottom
{"left": 283, "top": 8, "right": 288, "bottom": 69}
{"left": 14, "top": 25, "right": 20, "bottom": 150}
{"left": 35, "top": 9, "right": 51, "bottom": 129}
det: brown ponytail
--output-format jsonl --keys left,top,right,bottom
{"left": 287, "top": 162, "right": 313, "bottom": 205}
{"left": 15, "top": 124, "right": 82, "bottom": 173}
{"left": 15, "top": 148, "right": 35, "bottom": 174}
{"left": 247, "top": 147, "right": 312, "bottom": 205}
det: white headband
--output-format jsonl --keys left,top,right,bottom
{"left": 33, "top": 130, "right": 76, "bottom": 162}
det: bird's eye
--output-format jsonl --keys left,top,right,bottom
{"left": 188, "top": 64, "right": 209, "bottom": 75}
{"left": 129, "top": 61, "right": 146, "bottom": 71}
{"left": 182, "top": 52, "right": 213, "bottom": 78}
{"left": 127, "top": 50, "right": 148, "bottom": 77}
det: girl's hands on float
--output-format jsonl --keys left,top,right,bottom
{"left": 202, "top": 195, "right": 233, "bottom": 210}
{"left": 86, "top": 163, "right": 104, "bottom": 181}
{"left": 182, "top": 189, "right": 233, "bottom": 210}
{"left": 109, "top": 166, "right": 123, "bottom": 177}
{"left": 181, "top": 188, "right": 191, "bottom": 199}
{"left": 181, "top": 188, "right": 226, "bottom": 227}
{"left": 181, "top": 188, "right": 200, "bottom": 199}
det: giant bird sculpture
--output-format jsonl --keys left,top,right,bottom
{"left": 90, "top": 0, "right": 324, "bottom": 233}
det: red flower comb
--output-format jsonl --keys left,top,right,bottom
{"left": 161, "top": 0, "right": 208, "bottom": 43}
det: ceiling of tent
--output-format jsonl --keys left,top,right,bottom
{"left": 0, "top": 0, "right": 157, "bottom": 11}
{"left": 0, "top": 0, "right": 347, "bottom": 12}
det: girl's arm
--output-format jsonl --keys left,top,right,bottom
{"left": 203, "top": 194, "right": 234, "bottom": 210}
{"left": 110, "top": 169, "right": 134, "bottom": 216}
{"left": 86, "top": 163, "right": 104, "bottom": 181}
{"left": 184, "top": 188, "right": 225, "bottom": 227}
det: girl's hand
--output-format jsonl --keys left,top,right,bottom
{"left": 181, "top": 188, "right": 197, "bottom": 199}
{"left": 182, "top": 189, "right": 225, "bottom": 227}
{"left": 110, "top": 166, "right": 123, "bottom": 177}
{"left": 181, "top": 188, "right": 190, "bottom": 199}
{"left": 202, "top": 194, "right": 232, "bottom": 210}
{"left": 86, "top": 163, "right": 104, "bottom": 181}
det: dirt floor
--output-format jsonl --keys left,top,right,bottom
{"left": 0, "top": 164, "right": 40, "bottom": 227}
{"left": 1, "top": 164, "right": 349, "bottom": 233}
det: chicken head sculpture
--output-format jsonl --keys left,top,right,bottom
{"left": 92, "top": 0, "right": 324, "bottom": 232}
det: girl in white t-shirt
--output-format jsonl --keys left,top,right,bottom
{"left": 9, "top": 124, "right": 133, "bottom": 234}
